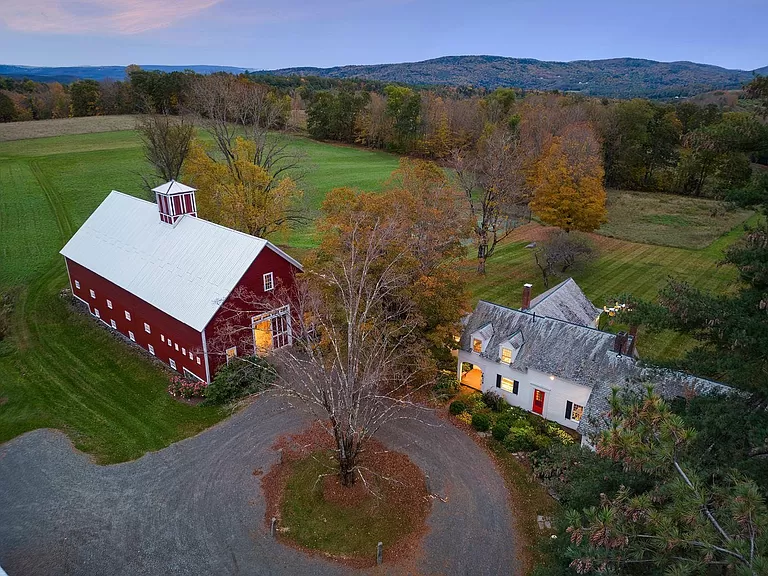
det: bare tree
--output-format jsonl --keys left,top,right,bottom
{"left": 137, "top": 113, "right": 194, "bottom": 192}
{"left": 452, "top": 126, "right": 528, "bottom": 274}
{"left": 188, "top": 74, "right": 304, "bottom": 191}
{"left": 532, "top": 230, "right": 596, "bottom": 288}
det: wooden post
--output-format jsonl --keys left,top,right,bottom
{"left": 271, "top": 517, "right": 277, "bottom": 537}
{"left": 278, "top": 448, "right": 283, "bottom": 464}
{"left": 377, "top": 541, "right": 383, "bottom": 565}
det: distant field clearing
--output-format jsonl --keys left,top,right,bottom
{"left": 0, "top": 115, "right": 140, "bottom": 142}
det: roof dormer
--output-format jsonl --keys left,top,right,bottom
{"left": 499, "top": 331, "right": 524, "bottom": 364}
{"left": 153, "top": 180, "right": 197, "bottom": 226}
{"left": 470, "top": 323, "right": 494, "bottom": 354}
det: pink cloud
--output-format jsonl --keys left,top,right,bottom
{"left": 0, "top": 0, "right": 224, "bottom": 35}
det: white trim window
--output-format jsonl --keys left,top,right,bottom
{"left": 566, "top": 401, "right": 584, "bottom": 422}
{"left": 144, "top": 322, "right": 151, "bottom": 334}
{"left": 226, "top": 346, "right": 238, "bottom": 363}
{"left": 74, "top": 280, "right": 81, "bottom": 289}
{"left": 500, "top": 347, "right": 513, "bottom": 364}
{"left": 110, "top": 319, "right": 117, "bottom": 329}
{"left": 107, "top": 299, "right": 113, "bottom": 309}
{"left": 168, "top": 339, "right": 172, "bottom": 347}
{"left": 94, "top": 308, "right": 100, "bottom": 319}
{"left": 128, "top": 330, "right": 135, "bottom": 342}
{"left": 182, "top": 347, "right": 186, "bottom": 355}
{"left": 125, "top": 311, "right": 131, "bottom": 321}
{"left": 174, "top": 343, "right": 179, "bottom": 351}
{"left": 89, "top": 289, "right": 96, "bottom": 299}
{"left": 196, "top": 357, "right": 201, "bottom": 365}
{"left": 499, "top": 376, "right": 519, "bottom": 395}
{"left": 169, "top": 358, "right": 177, "bottom": 370}
{"left": 148, "top": 344, "right": 155, "bottom": 355}
{"left": 161, "top": 334, "right": 165, "bottom": 342}
{"left": 472, "top": 338, "right": 483, "bottom": 354}
{"left": 188, "top": 352, "right": 193, "bottom": 360}
{"left": 263, "top": 272, "right": 274, "bottom": 292}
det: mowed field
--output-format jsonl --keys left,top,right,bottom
{"left": 0, "top": 121, "right": 754, "bottom": 461}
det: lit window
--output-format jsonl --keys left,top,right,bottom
{"left": 128, "top": 330, "right": 135, "bottom": 342}
{"left": 174, "top": 343, "right": 179, "bottom": 351}
{"left": 226, "top": 346, "right": 237, "bottom": 363}
{"left": 110, "top": 319, "right": 117, "bottom": 329}
{"left": 182, "top": 347, "right": 186, "bottom": 355}
{"left": 196, "top": 357, "right": 201, "bottom": 365}
{"left": 570, "top": 403, "right": 584, "bottom": 422}
{"left": 500, "top": 377, "right": 519, "bottom": 394}
{"left": 263, "top": 272, "right": 274, "bottom": 292}
{"left": 125, "top": 311, "right": 131, "bottom": 321}
{"left": 74, "top": 280, "right": 80, "bottom": 289}
{"left": 94, "top": 308, "right": 100, "bottom": 318}
{"left": 107, "top": 299, "right": 113, "bottom": 309}
{"left": 144, "top": 323, "right": 151, "bottom": 334}
{"left": 148, "top": 344, "right": 155, "bottom": 355}
{"left": 161, "top": 335, "right": 165, "bottom": 342}
{"left": 500, "top": 347, "right": 513, "bottom": 364}
{"left": 472, "top": 338, "right": 482, "bottom": 353}
{"left": 89, "top": 289, "right": 96, "bottom": 299}
{"left": 169, "top": 358, "right": 177, "bottom": 370}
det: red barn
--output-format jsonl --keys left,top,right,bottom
{"left": 60, "top": 180, "right": 302, "bottom": 383}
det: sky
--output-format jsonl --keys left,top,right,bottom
{"left": 0, "top": 0, "right": 766, "bottom": 71}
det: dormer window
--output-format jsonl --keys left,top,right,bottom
{"left": 472, "top": 338, "right": 483, "bottom": 353}
{"left": 500, "top": 347, "right": 513, "bottom": 364}
{"left": 470, "top": 323, "right": 493, "bottom": 354}
{"left": 498, "top": 331, "right": 524, "bottom": 364}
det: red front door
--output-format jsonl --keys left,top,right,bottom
{"left": 532, "top": 389, "right": 545, "bottom": 415}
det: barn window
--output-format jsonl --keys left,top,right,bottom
{"left": 169, "top": 358, "right": 177, "bottom": 370}
{"left": 263, "top": 272, "right": 274, "bottom": 292}
{"left": 128, "top": 330, "right": 135, "bottom": 342}
{"left": 94, "top": 308, "right": 100, "bottom": 318}
{"left": 174, "top": 343, "right": 179, "bottom": 351}
{"left": 144, "top": 322, "right": 151, "bottom": 334}
{"left": 90, "top": 289, "right": 96, "bottom": 299}
{"left": 107, "top": 299, "right": 113, "bottom": 309}
{"left": 148, "top": 344, "right": 155, "bottom": 355}
{"left": 196, "top": 357, "right": 201, "bottom": 365}
{"left": 74, "top": 280, "right": 80, "bottom": 289}
{"left": 188, "top": 352, "right": 193, "bottom": 360}
{"left": 168, "top": 339, "right": 172, "bottom": 347}
{"left": 161, "top": 334, "right": 165, "bottom": 342}
{"left": 182, "top": 347, "right": 186, "bottom": 355}
{"left": 110, "top": 319, "right": 117, "bottom": 329}
{"left": 125, "top": 311, "right": 131, "bottom": 321}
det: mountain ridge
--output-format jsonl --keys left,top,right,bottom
{"left": 1, "top": 55, "right": 766, "bottom": 99}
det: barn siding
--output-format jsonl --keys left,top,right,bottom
{"left": 65, "top": 258, "right": 208, "bottom": 382}
{"left": 205, "top": 246, "right": 300, "bottom": 375}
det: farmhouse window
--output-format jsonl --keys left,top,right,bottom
{"left": 169, "top": 358, "right": 177, "bottom": 370}
{"left": 125, "top": 311, "right": 131, "bottom": 321}
{"left": 500, "top": 347, "right": 513, "bottom": 364}
{"left": 90, "top": 289, "right": 96, "bottom": 299}
{"left": 128, "top": 330, "right": 135, "bottom": 342}
{"left": 148, "top": 344, "right": 155, "bottom": 355}
{"left": 107, "top": 299, "right": 113, "bottom": 309}
{"left": 110, "top": 319, "right": 117, "bottom": 329}
{"left": 565, "top": 401, "right": 584, "bottom": 422}
{"left": 74, "top": 280, "right": 80, "bottom": 289}
{"left": 144, "top": 322, "right": 151, "bottom": 334}
{"left": 263, "top": 272, "right": 274, "bottom": 292}
{"left": 472, "top": 338, "right": 483, "bottom": 353}
{"left": 226, "top": 346, "right": 238, "bottom": 363}
{"left": 496, "top": 375, "right": 519, "bottom": 394}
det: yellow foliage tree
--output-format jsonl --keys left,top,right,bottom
{"left": 183, "top": 137, "right": 302, "bottom": 239}
{"left": 529, "top": 130, "right": 607, "bottom": 233}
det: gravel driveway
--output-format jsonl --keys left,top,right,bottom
{"left": 0, "top": 395, "right": 519, "bottom": 575}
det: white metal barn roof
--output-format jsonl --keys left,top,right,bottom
{"left": 60, "top": 191, "right": 301, "bottom": 332}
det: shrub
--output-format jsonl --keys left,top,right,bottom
{"left": 546, "top": 423, "right": 576, "bottom": 446}
{"left": 503, "top": 425, "right": 538, "bottom": 452}
{"left": 167, "top": 374, "right": 207, "bottom": 399}
{"left": 432, "top": 372, "right": 460, "bottom": 401}
{"left": 449, "top": 399, "right": 467, "bottom": 416}
{"left": 203, "top": 355, "right": 275, "bottom": 405}
{"left": 482, "top": 390, "right": 507, "bottom": 412}
{"left": 456, "top": 412, "right": 472, "bottom": 425}
{"left": 492, "top": 422, "right": 511, "bottom": 441}
{"left": 471, "top": 413, "right": 491, "bottom": 432}
{"left": 465, "top": 391, "right": 486, "bottom": 414}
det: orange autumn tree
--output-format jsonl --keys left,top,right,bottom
{"left": 183, "top": 137, "right": 302, "bottom": 239}
{"left": 529, "top": 123, "right": 607, "bottom": 233}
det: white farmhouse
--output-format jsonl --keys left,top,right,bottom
{"left": 456, "top": 279, "right": 731, "bottom": 443}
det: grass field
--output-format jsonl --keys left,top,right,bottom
{"left": 0, "top": 122, "right": 756, "bottom": 461}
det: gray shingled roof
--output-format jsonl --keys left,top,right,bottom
{"left": 460, "top": 300, "right": 733, "bottom": 440}
{"left": 527, "top": 277, "right": 602, "bottom": 327}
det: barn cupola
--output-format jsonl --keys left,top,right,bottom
{"left": 153, "top": 180, "right": 198, "bottom": 226}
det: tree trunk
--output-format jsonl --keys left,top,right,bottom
{"left": 335, "top": 430, "right": 358, "bottom": 487}
{"left": 477, "top": 231, "right": 487, "bottom": 275}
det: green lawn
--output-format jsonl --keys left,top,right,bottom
{"left": 0, "top": 130, "right": 401, "bottom": 463}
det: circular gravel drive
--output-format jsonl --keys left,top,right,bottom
{"left": 0, "top": 395, "right": 519, "bottom": 575}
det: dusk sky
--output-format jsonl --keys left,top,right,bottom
{"left": 0, "top": 0, "right": 766, "bottom": 71}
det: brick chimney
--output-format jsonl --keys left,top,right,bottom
{"left": 153, "top": 180, "right": 197, "bottom": 226}
{"left": 613, "top": 331, "right": 628, "bottom": 355}
{"left": 521, "top": 283, "right": 533, "bottom": 310}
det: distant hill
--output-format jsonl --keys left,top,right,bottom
{"left": 270, "top": 56, "right": 766, "bottom": 99}
{"left": 1, "top": 56, "right": 766, "bottom": 99}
